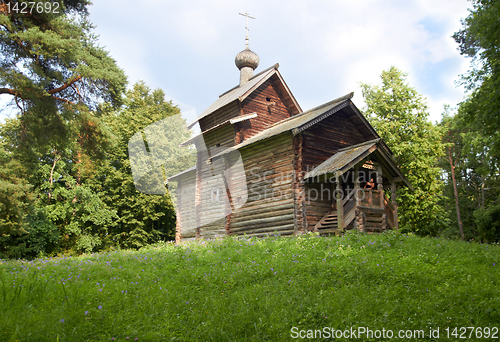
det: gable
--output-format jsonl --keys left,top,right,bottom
{"left": 188, "top": 64, "right": 301, "bottom": 131}
{"left": 301, "top": 102, "right": 378, "bottom": 170}
{"left": 237, "top": 75, "right": 296, "bottom": 141}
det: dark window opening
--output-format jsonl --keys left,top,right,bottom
{"left": 211, "top": 188, "right": 220, "bottom": 203}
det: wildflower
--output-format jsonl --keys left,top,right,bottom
{"left": 60, "top": 319, "right": 65, "bottom": 323}
{"left": 85, "top": 311, "right": 89, "bottom": 315}
{"left": 98, "top": 305, "right": 102, "bottom": 310}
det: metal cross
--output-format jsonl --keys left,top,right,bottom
{"left": 239, "top": 12, "right": 256, "bottom": 45}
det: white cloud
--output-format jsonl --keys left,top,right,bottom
{"left": 1, "top": 0, "right": 472, "bottom": 129}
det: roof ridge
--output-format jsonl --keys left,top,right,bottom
{"left": 336, "top": 138, "right": 380, "bottom": 152}
{"left": 266, "top": 92, "right": 354, "bottom": 129}
{"left": 218, "top": 63, "right": 279, "bottom": 98}
{"left": 303, "top": 92, "right": 354, "bottom": 114}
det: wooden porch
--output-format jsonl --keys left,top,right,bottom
{"left": 313, "top": 188, "right": 397, "bottom": 235}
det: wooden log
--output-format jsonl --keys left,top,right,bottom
{"left": 231, "top": 223, "right": 295, "bottom": 234}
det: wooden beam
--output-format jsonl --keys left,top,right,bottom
{"left": 336, "top": 172, "right": 343, "bottom": 231}
{"left": 391, "top": 181, "right": 399, "bottom": 230}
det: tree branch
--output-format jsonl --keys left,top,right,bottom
{"left": 48, "top": 75, "right": 82, "bottom": 94}
{"left": 0, "top": 87, "right": 19, "bottom": 96}
{"left": 1, "top": 87, "right": 75, "bottom": 105}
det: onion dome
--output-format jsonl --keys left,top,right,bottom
{"left": 235, "top": 45, "right": 260, "bottom": 71}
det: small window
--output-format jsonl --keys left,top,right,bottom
{"left": 266, "top": 97, "right": 271, "bottom": 102}
{"left": 211, "top": 188, "right": 220, "bottom": 203}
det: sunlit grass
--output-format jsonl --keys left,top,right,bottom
{"left": 0, "top": 231, "right": 499, "bottom": 341}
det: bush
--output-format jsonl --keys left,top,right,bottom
{"left": 474, "top": 201, "right": 500, "bottom": 243}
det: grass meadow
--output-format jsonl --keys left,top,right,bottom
{"left": 0, "top": 231, "right": 499, "bottom": 341}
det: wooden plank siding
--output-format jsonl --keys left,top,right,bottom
{"left": 228, "top": 132, "right": 295, "bottom": 237}
{"left": 304, "top": 182, "right": 333, "bottom": 229}
{"left": 302, "top": 110, "right": 368, "bottom": 171}
{"left": 202, "top": 124, "right": 236, "bottom": 149}
{"left": 197, "top": 151, "right": 230, "bottom": 238}
{"left": 238, "top": 76, "right": 294, "bottom": 142}
{"left": 175, "top": 170, "right": 197, "bottom": 240}
{"left": 199, "top": 101, "right": 239, "bottom": 132}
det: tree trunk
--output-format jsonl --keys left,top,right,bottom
{"left": 448, "top": 148, "right": 464, "bottom": 240}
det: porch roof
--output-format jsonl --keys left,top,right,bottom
{"left": 304, "top": 139, "right": 413, "bottom": 190}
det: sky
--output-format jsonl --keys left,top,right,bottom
{"left": 1, "top": 0, "right": 472, "bottom": 131}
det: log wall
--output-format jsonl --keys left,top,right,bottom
{"left": 228, "top": 132, "right": 296, "bottom": 237}
{"left": 199, "top": 101, "right": 239, "bottom": 132}
{"left": 302, "top": 110, "right": 367, "bottom": 171}
{"left": 304, "top": 182, "right": 333, "bottom": 229}
{"left": 175, "top": 170, "right": 197, "bottom": 240}
{"left": 239, "top": 77, "right": 293, "bottom": 141}
{"left": 202, "top": 124, "right": 236, "bottom": 149}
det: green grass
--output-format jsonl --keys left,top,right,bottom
{"left": 0, "top": 231, "right": 499, "bottom": 341}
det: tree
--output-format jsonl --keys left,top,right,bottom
{"left": 453, "top": 0, "right": 500, "bottom": 155}
{"left": 0, "top": 141, "right": 33, "bottom": 258}
{"left": 0, "top": 0, "right": 127, "bottom": 256}
{"left": 439, "top": 107, "right": 500, "bottom": 242}
{"left": 360, "top": 66, "right": 448, "bottom": 235}
{"left": 0, "top": 0, "right": 126, "bottom": 157}
{"left": 98, "top": 82, "right": 195, "bottom": 249}
{"left": 440, "top": 108, "right": 466, "bottom": 240}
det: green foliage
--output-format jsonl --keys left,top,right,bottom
{"left": 474, "top": 201, "right": 500, "bottom": 243}
{"left": 99, "top": 82, "right": 195, "bottom": 249}
{"left": 24, "top": 208, "right": 59, "bottom": 257}
{"left": 360, "top": 67, "right": 448, "bottom": 235}
{"left": 0, "top": 0, "right": 127, "bottom": 160}
{"left": 453, "top": 0, "right": 500, "bottom": 156}
{"left": 0, "top": 141, "right": 34, "bottom": 258}
{"left": 0, "top": 2, "right": 196, "bottom": 257}
{"left": 0, "top": 232, "right": 498, "bottom": 340}
{"left": 439, "top": 107, "right": 500, "bottom": 241}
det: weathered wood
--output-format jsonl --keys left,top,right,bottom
{"left": 358, "top": 206, "right": 385, "bottom": 215}
{"left": 293, "top": 132, "right": 306, "bottom": 233}
{"left": 391, "top": 181, "right": 399, "bottom": 230}
{"left": 238, "top": 77, "right": 293, "bottom": 142}
{"left": 231, "top": 222, "right": 295, "bottom": 234}
{"left": 241, "top": 228, "right": 296, "bottom": 237}
{"left": 199, "top": 100, "right": 239, "bottom": 132}
{"left": 230, "top": 214, "right": 294, "bottom": 229}
{"left": 336, "top": 174, "right": 343, "bottom": 230}
{"left": 227, "top": 132, "right": 295, "bottom": 237}
{"left": 377, "top": 164, "right": 384, "bottom": 210}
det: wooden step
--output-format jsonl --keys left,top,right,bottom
{"left": 365, "top": 216, "right": 383, "bottom": 223}
{"left": 317, "top": 228, "right": 341, "bottom": 235}
{"left": 359, "top": 206, "right": 385, "bottom": 215}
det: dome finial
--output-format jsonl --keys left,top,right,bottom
{"left": 239, "top": 12, "right": 254, "bottom": 48}
{"left": 236, "top": 12, "right": 259, "bottom": 86}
